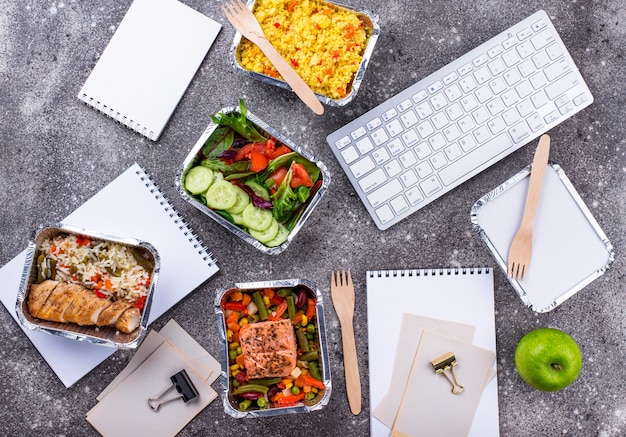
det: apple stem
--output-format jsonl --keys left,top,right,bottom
{"left": 551, "top": 363, "right": 562, "bottom": 371}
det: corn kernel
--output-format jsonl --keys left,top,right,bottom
{"left": 226, "top": 329, "right": 233, "bottom": 342}
{"left": 229, "top": 341, "right": 239, "bottom": 349}
{"left": 230, "top": 364, "right": 240, "bottom": 371}
{"left": 301, "top": 315, "right": 308, "bottom": 326}
{"left": 263, "top": 296, "right": 270, "bottom": 306}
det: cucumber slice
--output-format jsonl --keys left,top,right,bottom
{"left": 213, "top": 171, "right": 224, "bottom": 182}
{"left": 231, "top": 213, "right": 243, "bottom": 225}
{"left": 205, "top": 180, "right": 238, "bottom": 210}
{"left": 226, "top": 185, "right": 251, "bottom": 215}
{"left": 241, "top": 204, "right": 273, "bottom": 231}
{"left": 185, "top": 166, "right": 214, "bottom": 194}
{"left": 265, "top": 223, "right": 289, "bottom": 247}
{"left": 244, "top": 180, "right": 270, "bottom": 201}
{"left": 249, "top": 218, "right": 279, "bottom": 243}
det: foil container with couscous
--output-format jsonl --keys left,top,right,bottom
{"left": 230, "top": 0, "right": 380, "bottom": 106}
{"left": 215, "top": 279, "right": 331, "bottom": 418}
{"left": 15, "top": 223, "right": 160, "bottom": 349}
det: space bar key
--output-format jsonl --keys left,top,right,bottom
{"left": 439, "top": 133, "right": 514, "bottom": 186}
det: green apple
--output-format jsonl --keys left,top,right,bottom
{"left": 514, "top": 327, "right": 582, "bottom": 392}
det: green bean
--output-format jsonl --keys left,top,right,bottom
{"left": 277, "top": 288, "right": 293, "bottom": 297}
{"left": 286, "top": 294, "right": 296, "bottom": 321}
{"left": 130, "top": 247, "right": 154, "bottom": 272}
{"left": 296, "top": 328, "right": 310, "bottom": 352}
{"left": 306, "top": 323, "right": 316, "bottom": 334}
{"left": 248, "top": 377, "right": 282, "bottom": 386}
{"left": 297, "top": 350, "right": 319, "bottom": 362}
{"left": 239, "top": 399, "right": 252, "bottom": 411}
{"left": 253, "top": 291, "right": 268, "bottom": 321}
{"left": 291, "top": 386, "right": 301, "bottom": 395}
{"left": 256, "top": 398, "right": 267, "bottom": 409}
{"left": 233, "top": 384, "right": 269, "bottom": 395}
{"left": 308, "top": 361, "right": 322, "bottom": 381}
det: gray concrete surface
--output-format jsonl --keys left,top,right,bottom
{"left": 1, "top": 1, "right": 624, "bottom": 436}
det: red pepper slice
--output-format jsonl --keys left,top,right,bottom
{"left": 224, "top": 301, "right": 246, "bottom": 312}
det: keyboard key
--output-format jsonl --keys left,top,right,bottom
{"left": 459, "top": 75, "right": 478, "bottom": 92}
{"left": 334, "top": 135, "right": 351, "bottom": 149}
{"left": 401, "top": 128, "right": 420, "bottom": 147}
{"left": 414, "top": 142, "right": 432, "bottom": 160}
{"left": 342, "top": 145, "right": 359, "bottom": 164}
{"left": 431, "top": 112, "right": 450, "bottom": 129}
{"left": 385, "top": 159, "right": 402, "bottom": 177}
{"left": 400, "top": 110, "right": 419, "bottom": 128}
{"left": 445, "top": 102, "right": 464, "bottom": 120}
{"left": 388, "top": 138, "right": 405, "bottom": 156}
{"left": 489, "top": 76, "right": 508, "bottom": 94}
{"left": 516, "top": 27, "right": 533, "bottom": 40}
{"left": 501, "top": 88, "right": 520, "bottom": 106}
{"left": 444, "top": 143, "right": 463, "bottom": 161}
{"left": 359, "top": 168, "right": 387, "bottom": 193}
{"left": 473, "top": 54, "right": 489, "bottom": 67}
{"left": 415, "top": 161, "right": 433, "bottom": 179}
{"left": 488, "top": 58, "right": 507, "bottom": 76}
{"left": 367, "top": 179, "right": 403, "bottom": 207}
{"left": 428, "top": 81, "right": 444, "bottom": 93}
{"left": 488, "top": 45, "right": 504, "bottom": 58}
{"left": 460, "top": 94, "right": 479, "bottom": 111}
{"left": 439, "top": 133, "right": 513, "bottom": 185}
{"left": 516, "top": 99, "right": 535, "bottom": 117}
{"left": 502, "top": 107, "right": 520, "bottom": 126}
{"left": 386, "top": 119, "right": 404, "bottom": 136}
{"left": 416, "top": 120, "right": 435, "bottom": 138}
{"left": 375, "top": 204, "right": 395, "bottom": 224}
{"left": 473, "top": 125, "right": 492, "bottom": 143}
{"left": 405, "top": 186, "right": 425, "bottom": 205}
{"left": 474, "top": 66, "right": 492, "bottom": 84}
{"left": 415, "top": 102, "right": 434, "bottom": 119}
{"left": 543, "top": 110, "right": 560, "bottom": 124}
{"left": 530, "top": 91, "right": 548, "bottom": 108}
{"left": 356, "top": 137, "right": 374, "bottom": 154}
{"left": 412, "top": 89, "right": 428, "bottom": 102}
{"left": 390, "top": 196, "right": 410, "bottom": 215}
{"left": 518, "top": 59, "right": 536, "bottom": 77}
{"left": 531, "top": 29, "right": 555, "bottom": 50}
{"left": 529, "top": 72, "right": 547, "bottom": 89}
{"left": 430, "top": 152, "right": 447, "bottom": 169}
{"left": 366, "top": 117, "right": 382, "bottom": 130}
{"left": 372, "top": 147, "right": 391, "bottom": 164}
{"left": 420, "top": 176, "right": 443, "bottom": 197}
{"left": 430, "top": 93, "right": 448, "bottom": 110}
{"left": 544, "top": 57, "right": 572, "bottom": 81}
{"left": 545, "top": 43, "right": 563, "bottom": 60}
{"left": 475, "top": 86, "right": 493, "bottom": 103}
{"left": 516, "top": 41, "right": 535, "bottom": 58}
{"left": 503, "top": 69, "right": 522, "bottom": 85}
{"left": 457, "top": 63, "right": 473, "bottom": 76}
{"left": 351, "top": 126, "right": 367, "bottom": 140}
{"left": 503, "top": 50, "right": 521, "bottom": 67}
{"left": 515, "top": 80, "right": 534, "bottom": 98}
{"left": 443, "top": 124, "right": 461, "bottom": 141}
{"left": 350, "top": 156, "right": 375, "bottom": 177}
{"left": 532, "top": 51, "right": 551, "bottom": 69}
{"left": 458, "top": 115, "right": 476, "bottom": 133}
{"left": 558, "top": 102, "right": 574, "bottom": 115}
{"left": 444, "top": 83, "right": 463, "bottom": 101}
{"left": 573, "top": 93, "right": 590, "bottom": 106}
{"left": 472, "top": 107, "right": 491, "bottom": 124}
{"left": 399, "top": 150, "right": 417, "bottom": 168}
{"left": 527, "top": 112, "right": 545, "bottom": 132}
{"left": 554, "top": 95, "right": 570, "bottom": 107}
{"left": 371, "top": 128, "right": 390, "bottom": 145}
{"left": 428, "top": 132, "right": 447, "bottom": 150}
{"left": 459, "top": 134, "right": 478, "bottom": 152}
{"left": 400, "top": 169, "right": 419, "bottom": 187}
{"left": 502, "top": 36, "right": 518, "bottom": 50}
{"left": 487, "top": 97, "right": 505, "bottom": 115}
{"left": 488, "top": 116, "right": 506, "bottom": 134}
{"left": 382, "top": 108, "right": 398, "bottom": 121}
{"left": 509, "top": 121, "right": 530, "bottom": 143}
{"left": 545, "top": 71, "right": 580, "bottom": 99}
{"left": 443, "top": 71, "right": 459, "bottom": 85}
{"left": 531, "top": 19, "right": 547, "bottom": 31}
{"left": 398, "top": 98, "right": 413, "bottom": 112}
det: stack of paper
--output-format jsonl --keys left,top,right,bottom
{"left": 87, "top": 320, "right": 220, "bottom": 437}
{"left": 374, "top": 314, "right": 495, "bottom": 437}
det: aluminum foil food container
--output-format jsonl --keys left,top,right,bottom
{"left": 229, "top": 0, "right": 380, "bottom": 106}
{"left": 215, "top": 279, "right": 331, "bottom": 418}
{"left": 176, "top": 105, "right": 331, "bottom": 255}
{"left": 471, "top": 163, "right": 614, "bottom": 313}
{"left": 15, "top": 223, "right": 160, "bottom": 349}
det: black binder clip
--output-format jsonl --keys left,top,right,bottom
{"left": 431, "top": 352, "right": 464, "bottom": 395}
{"left": 148, "top": 369, "right": 199, "bottom": 412}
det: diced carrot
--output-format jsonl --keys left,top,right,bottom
{"left": 228, "top": 322, "right": 240, "bottom": 333}
{"left": 230, "top": 291, "right": 243, "bottom": 302}
{"left": 232, "top": 330, "right": 240, "bottom": 343}
{"left": 305, "top": 298, "right": 316, "bottom": 320}
{"left": 287, "top": 0, "right": 297, "bottom": 12}
{"left": 226, "top": 311, "right": 239, "bottom": 326}
{"left": 263, "top": 288, "right": 275, "bottom": 299}
{"left": 273, "top": 391, "right": 305, "bottom": 406}
{"left": 236, "top": 354, "right": 246, "bottom": 368}
{"left": 268, "top": 301, "right": 288, "bottom": 321}
{"left": 303, "top": 374, "right": 325, "bottom": 389}
{"left": 104, "top": 279, "right": 113, "bottom": 290}
{"left": 242, "top": 293, "right": 252, "bottom": 307}
{"left": 295, "top": 374, "right": 306, "bottom": 387}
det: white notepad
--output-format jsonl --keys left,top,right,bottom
{"left": 367, "top": 268, "right": 499, "bottom": 437}
{"left": 78, "top": 0, "right": 222, "bottom": 141}
{"left": 0, "top": 163, "right": 220, "bottom": 387}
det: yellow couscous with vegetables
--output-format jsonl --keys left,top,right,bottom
{"left": 237, "top": 0, "right": 371, "bottom": 100}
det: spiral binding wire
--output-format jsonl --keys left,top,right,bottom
{"left": 79, "top": 94, "right": 157, "bottom": 141}
{"left": 134, "top": 167, "right": 217, "bottom": 267}
{"left": 369, "top": 267, "right": 491, "bottom": 278}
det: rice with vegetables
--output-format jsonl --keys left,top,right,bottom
{"left": 37, "top": 233, "right": 152, "bottom": 306}
{"left": 237, "top": 0, "right": 370, "bottom": 100}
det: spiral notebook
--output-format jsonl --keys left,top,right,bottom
{"left": 367, "top": 267, "right": 499, "bottom": 436}
{"left": 0, "top": 163, "right": 219, "bottom": 387}
{"left": 77, "top": 0, "right": 222, "bottom": 141}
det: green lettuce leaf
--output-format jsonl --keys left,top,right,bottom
{"left": 211, "top": 99, "right": 267, "bottom": 143}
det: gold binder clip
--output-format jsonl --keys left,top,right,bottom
{"left": 148, "top": 369, "right": 199, "bottom": 412}
{"left": 431, "top": 352, "right": 464, "bottom": 395}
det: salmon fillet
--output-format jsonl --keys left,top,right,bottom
{"left": 239, "top": 319, "right": 297, "bottom": 378}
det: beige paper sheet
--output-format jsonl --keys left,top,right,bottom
{"left": 373, "top": 313, "right": 476, "bottom": 428}
{"left": 87, "top": 342, "right": 217, "bottom": 437}
{"left": 392, "top": 330, "right": 496, "bottom": 437}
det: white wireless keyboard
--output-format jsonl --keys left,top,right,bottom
{"left": 326, "top": 10, "right": 593, "bottom": 230}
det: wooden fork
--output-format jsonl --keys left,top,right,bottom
{"left": 507, "top": 134, "right": 551, "bottom": 280}
{"left": 222, "top": 0, "right": 324, "bottom": 115}
{"left": 330, "top": 270, "right": 361, "bottom": 415}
